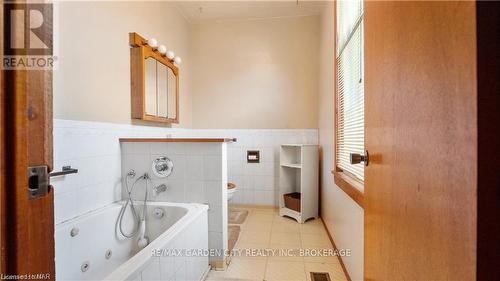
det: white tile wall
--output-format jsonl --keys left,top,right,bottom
{"left": 220, "top": 130, "right": 318, "bottom": 206}
{"left": 52, "top": 119, "right": 190, "bottom": 225}
{"left": 120, "top": 141, "right": 228, "bottom": 264}
{"left": 52, "top": 119, "right": 318, "bottom": 225}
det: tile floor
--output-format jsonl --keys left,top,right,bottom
{"left": 206, "top": 207, "right": 348, "bottom": 281}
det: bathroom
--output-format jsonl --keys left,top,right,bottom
{"left": 2, "top": 0, "right": 490, "bottom": 281}
{"left": 48, "top": 1, "right": 355, "bottom": 280}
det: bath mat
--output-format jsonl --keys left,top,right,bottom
{"left": 228, "top": 225, "right": 241, "bottom": 252}
{"left": 228, "top": 209, "right": 249, "bottom": 224}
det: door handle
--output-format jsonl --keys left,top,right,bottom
{"left": 350, "top": 150, "right": 369, "bottom": 166}
{"left": 49, "top": 166, "right": 78, "bottom": 177}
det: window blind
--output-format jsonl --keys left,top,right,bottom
{"left": 337, "top": 0, "right": 363, "bottom": 54}
{"left": 336, "top": 0, "right": 364, "bottom": 181}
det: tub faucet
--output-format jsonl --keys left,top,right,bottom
{"left": 153, "top": 184, "right": 167, "bottom": 196}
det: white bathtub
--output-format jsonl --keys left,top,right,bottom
{"left": 55, "top": 201, "right": 209, "bottom": 281}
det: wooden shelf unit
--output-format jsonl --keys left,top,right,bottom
{"left": 279, "top": 144, "right": 319, "bottom": 223}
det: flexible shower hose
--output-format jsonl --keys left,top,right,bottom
{"left": 117, "top": 173, "right": 149, "bottom": 239}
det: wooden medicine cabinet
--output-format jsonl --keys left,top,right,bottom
{"left": 129, "top": 32, "right": 179, "bottom": 123}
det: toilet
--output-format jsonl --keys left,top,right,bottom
{"left": 227, "top": 182, "right": 238, "bottom": 201}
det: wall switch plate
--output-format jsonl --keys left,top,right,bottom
{"left": 247, "top": 150, "right": 260, "bottom": 163}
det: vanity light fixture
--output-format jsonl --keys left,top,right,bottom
{"left": 174, "top": 56, "right": 182, "bottom": 65}
{"left": 158, "top": 45, "right": 167, "bottom": 55}
{"left": 147, "top": 38, "right": 158, "bottom": 49}
{"left": 166, "top": 50, "right": 175, "bottom": 60}
{"left": 142, "top": 35, "right": 179, "bottom": 63}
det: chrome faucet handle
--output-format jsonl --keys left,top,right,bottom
{"left": 153, "top": 184, "right": 168, "bottom": 196}
{"left": 127, "top": 170, "right": 136, "bottom": 178}
{"left": 151, "top": 157, "right": 173, "bottom": 178}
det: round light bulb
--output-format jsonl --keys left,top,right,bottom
{"left": 174, "top": 56, "right": 182, "bottom": 65}
{"left": 147, "top": 38, "right": 158, "bottom": 48}
{"left": 158, "top": 45, "right": 167, "bottom": 55}
{"left": 166, "top": 50, "right": 175, "bottom": 60}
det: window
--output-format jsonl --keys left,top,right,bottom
{"left": 335, "top": 0, "right": 364, "bottom": 182}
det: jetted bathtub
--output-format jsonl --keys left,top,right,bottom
{"left": 55, "top": 202, "right": 209, "bottom": 281}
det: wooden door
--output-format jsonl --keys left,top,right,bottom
{"left": 1, "top": 2, "right": 55, "bottom": 279}
{"left": 364, "top": 1, "right": 477, "bottom": 280}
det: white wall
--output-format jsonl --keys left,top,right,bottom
{"left": 190, "top": 15, "right": 320, "bottom": 129}
{"left": 54, "top": 2, "right": 321, "bottom": 130}
{"left": 318, "top": 3, "right": 364, "bottom": 280}
{"left": 52, "top": 119, "right": 318, "bottom": 225}
{"left": 53, "top": 1, "right": 193, "bottom": 127}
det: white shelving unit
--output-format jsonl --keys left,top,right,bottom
{"left": 279, "top": 144, "right": 319, "bottom": 223}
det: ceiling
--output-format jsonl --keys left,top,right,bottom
{"left": 174, "top": 1, "right": 327, "bottom": 24}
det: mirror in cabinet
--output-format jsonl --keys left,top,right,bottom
{"left": 130, "top": 32, "right": 179, "bottom": 123}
